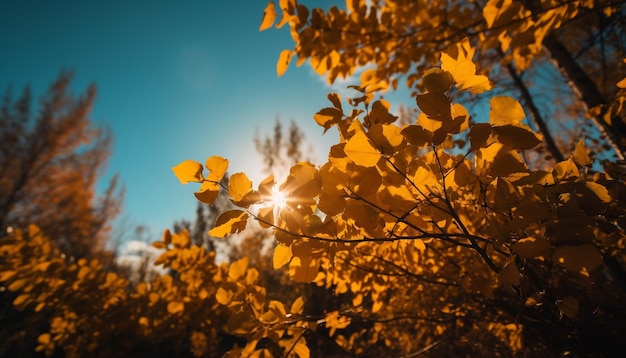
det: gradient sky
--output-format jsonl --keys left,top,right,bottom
{"left": 1, "top": 0, "right": 368, "bottom": 241}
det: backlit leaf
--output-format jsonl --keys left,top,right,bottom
{"left": 441, "top": 39, "right": 492, "bottom": 93}
{"left": 229, "top": 257, "right": 249, "bottom": 280}
{"left": 209, "top": 210, "right": 249, "bottom": 238}
{"left": 194, "top": 180, "right": 220, "bottom": 204}
{"left": 172, "top": 160, "right": 204, "bottom": 184}
{"left": 229, "top": 173, "right": 253, "bottom": 202}
{"left": 290, "top": 296, "right": 304, "bottom": 314}
{"left": 289, "top": 256, "right": 319, "bottom": 282}
{"left": 573, "top": 139, "right": 592, "bottom": 166}
{"left": 490, "top": 96, "right": 525, "bottom": 126}
{"left": 344, "top": 130, "right": 381, "bottom": 167}
{"left": 313, "top": 107, "right": 342, "bottom": 132}
{"left": 277, "top": 49, "right": 293, "bottom": 77}
{"left": 206, "top": 156, "right": 229, "bottom": 182}
{"left": 259, "top": 1, "right": 277, "bottom": 31}
{"left": 585, "top": 182, "right": 611, "bottom": 203}
{"left": 273, "top": 243, "right": 292, "bottom": 269}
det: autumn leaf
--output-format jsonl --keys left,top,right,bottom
{"left": 289, "top": 256, "right": 319, "bottom": 282}
{"left": 209, "top": 210, "right": 249, "bottom": 237}
{"left": 172, "top": 160, "right": 204, "bottom": 184}
{"left": 469, "top": 123, "right": 492, "bottom": 150}
{"left": 277, "top": 49, "right": 293, "bottom": 77}
{"left": 422, "top": 68, "right": 454, "bottom": 93}
{"left": 489, "top": 96, "right": 525, "bottom": 126}
{"left": 273, "top": 243, "right": 292, "bottom": 269}
{"left": 416, "top": 93, "right": 452, "bottom": 122}
{"left": 313, "top": 107, "right": 342, "bottom": 132}
{"left": 259, "top": 1, "right": 276, "bottom": 31}
{"left": 367, "top": 100, "right": 397, "bottom": 125}
{"left": 572, "top": 139, "right": 592, "bottom": 166}
{"left": 194, "top": 180, "right": 220, "bottom": 204}
{"left": 290, "top": 296, "right": 304, "bottom": 314}
{"left": 228, "top": 257, "right": 249, "bottom": 280}
{"left": 344, "top": 130, "right": 381, "bottom": 167}
{"left": 229, "top": 172, "right": 252, "bottom": 202}
{"left": 441, "top": 39, "right": 492, "bottom": 94}
{"left": 206, "top": 156, "right": 228, "bottom": 182}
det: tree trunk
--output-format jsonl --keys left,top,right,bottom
{"left": 542, "top": 34, "right": 626, "bottom": 160}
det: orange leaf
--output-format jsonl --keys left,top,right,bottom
{"left": 344, "top": 130, "right": 381, "bottom": 167}
{"left": 259, "top": 1, "right": 276, "bottom": 31}
{"left": 209, "top": 210, "right": 249, "bottom": 238}
{"left": 277, "top": 49, "right": 292, "bottom": 77}
{"left": 172, "top": 160, "right": 204, "bottom": 184}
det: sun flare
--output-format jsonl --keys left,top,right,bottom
{"left": 270, "top": 185, "right": 287, "bottom": 209}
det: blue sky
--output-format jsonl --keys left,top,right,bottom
{"left": 1, "top": 1, "right": 361, "bottom": 240}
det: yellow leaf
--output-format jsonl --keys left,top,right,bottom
{"left": 277, "top": 49, "right": 292, "bottom": 77}
{"left": 206, "top": 156, "right": 228, "bottom": 182}
{"left": 209, "top": 210, "right": 249, "bottom": 238}
{"left": 259, "top": 1, "right": 276, "bottom": 31}
{"left": 585, "top": 182, "right": 611, "bottom": 203}
{"left": 172, "top": 160, "right": 204, "bottom": 184}
{"left": 229, "top": 173, "right": 252, "bottom": 202}
{"left": 269, "top": 300, "right": 287, "bottom": 317}
{"left": 572, "top": 139, "right": 592, "bottom": 166}
{"left": 172, "top": 230, "right": 191, "bottom": 248}
{"left": 490, "top": 96, "right": 525, "bottom": 126}
{"left": 229, "top": 257, "right": 249, "bottom": 280}
{"left": 216, "top": 286, "right": 235, "bottom": 305}
{"left": 289, "top": 256, "right": 319, "bottom": 282}
{"left": 483, "top": 0, "right": 524, "bottom": 29}
{"left": 553, "top": 158, "right": 580, "bottom": 182}
{"left": 194, "top": 180, "right": 220, "bottom": 204}
{"left": 167, "top": 301, "right": 185, "bottom": 314}
{"left": 344, "top": 130, "right": 381, "bottom": 167}
{"left": 273, "top": 243, "right": 292, "bottom": 269}
{"left": 441, "top": 39, "right": 492, "bottom": 94}
{"left": 290, "top": 296, "right": 304, "bottom": 314}
{"left": 313, "top": 107, "right": 342, "bottom": 132}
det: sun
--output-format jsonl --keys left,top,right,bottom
{"left": 270, "top": 184, "right": 287, "bottom": 210}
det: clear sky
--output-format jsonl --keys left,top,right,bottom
{"left": 0, "top": 0, "right": 358, "bottom": 241}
